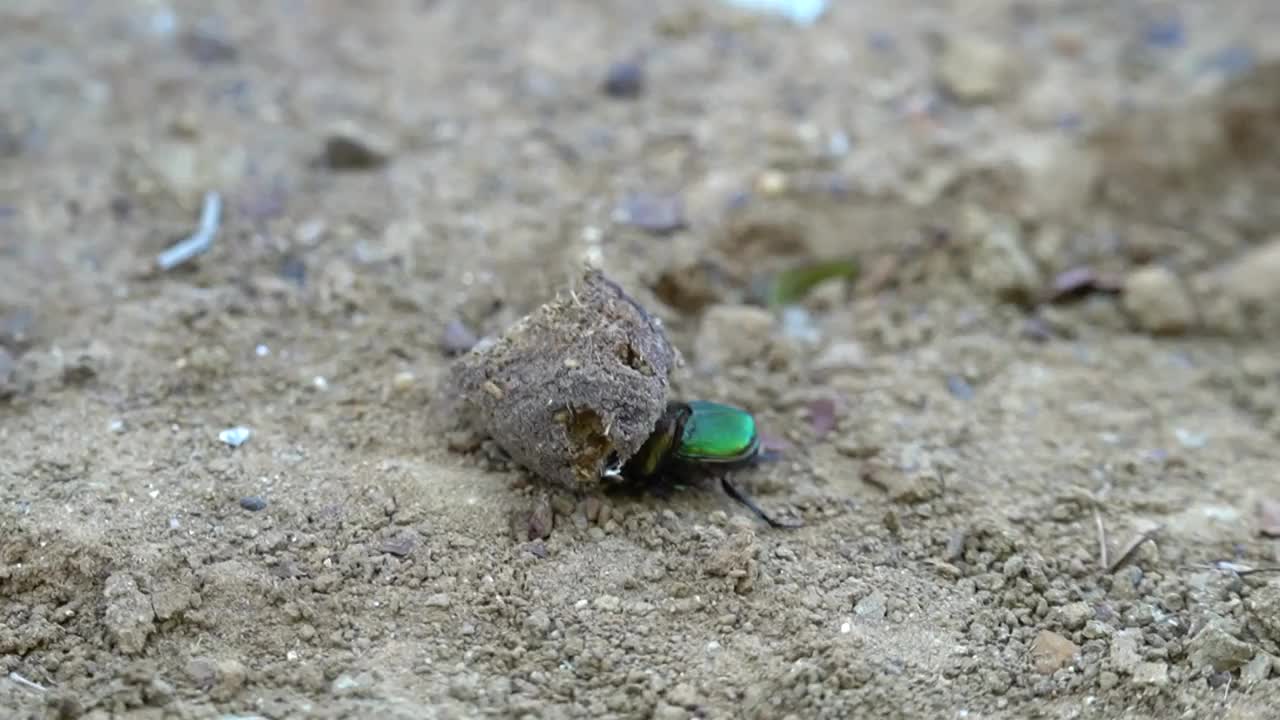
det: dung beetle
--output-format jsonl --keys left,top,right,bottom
{"left": 604, "top": 400, "right": 800, "bottom": 528}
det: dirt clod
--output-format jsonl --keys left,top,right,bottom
{"left": 1031, "top": 629, "right": 1079, "bottom": 674}
{"left": 102, "top": 572, "right": 155, "bottom": 655}
{"left": 1187, "top": 618, "right": 1256, "bottom": 672}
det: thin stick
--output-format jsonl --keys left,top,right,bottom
{"left": 1107, "top": 525, "right": 1163, "bottom": 574}
{"left": 8, "top": 672, "right": 46, "bottom": 692}
{"left": 1094, "top": 510, "right": 1109, "bottom": 571}
{"left": 157, "top": 191, "right": 222, "bottom": 270}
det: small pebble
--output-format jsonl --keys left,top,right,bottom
{"left": 239, "top": 496, "right": 267, "bottom": 512}
{"left": 935, "top": 33, "right": 1019, "bottom": 103}
{"left": 441, "top": 319, "right": 479, "bottom": 355}
{"left": 1131, "top": 661, "right": 1169, "bottom": 686}
{"left": 945, "top": 375, "right": 975, "bottom": 400}
{"left": 219, "top": 426, "right": 252, "bottom": 448}
{"left": 614, "top": 192, "right": 686, "bottom": 235}
{"left": 322, "top": 124, "right": 392, "bottom": 171}
{"left": 602, "top": 60, "right": 645, "bottom": 98}
{"left": 1030, "top": 629, "right": 1079, "bottom": 674}
{"left": 391, "top": 371, "right": 416, "bottom": 392}
{"left": 179, "top": 27, "right": 238, "bottom": 64}
{"left": 1122, "top": 266, "right": 1196, "bottom": 335}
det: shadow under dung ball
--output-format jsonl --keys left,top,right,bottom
{"left": 449, "top": 270, "right": 680, "bottom": 489}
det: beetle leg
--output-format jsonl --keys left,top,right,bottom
{"left": 719, "top": 475, "right": 802, "bottom": 529}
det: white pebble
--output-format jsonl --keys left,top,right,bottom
{"left": 219, "top": 426, "right": 252, "bottom": 448}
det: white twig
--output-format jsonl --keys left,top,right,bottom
{"left": 8, "top": 672, "right": 46, "bottom": 692}
{"left": 157, "top": 191, "right": 222, "bottom": 270}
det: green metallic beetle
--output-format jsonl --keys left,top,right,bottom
{"left": 603, "top": 400, "right": 799, "bottom": 529}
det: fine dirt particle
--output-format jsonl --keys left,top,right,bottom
{"left": 449, "top": 269, "right": 678, "bottom": 489}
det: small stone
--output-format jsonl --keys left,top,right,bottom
{"left": 1008, "top": 135, "right": 1101, "bottom": 221}
{"left": 936, "top": 34, "right": 1020, "bottom": 103}
{"left": 666, "top": 682, "right": 698, "bottom": 708}
{"left": 1110, "top": 629, "right": 1143, "bottom": 673}
{"left": 614, "top": 192, "right": 686, "bottom": 235}
{"left": 1247, "top": 583, "right": 1280, "bottom": 643}
{"left": 441, "top": 320, "right": 478, "bottom": 355}
{"left": 854, "top": 592, "right": 887, "bottom": 620}
{"left": 862, "top": 459, "right": 943, "bottom": 504}
{"left": 811, "top": 341, "right": 867, "bottom": 375}
{"left": 212, "top": 659, "right": 247, "bottom": 701}
{"left": 322, "top": 122, "right": 392, "bottom": 171}
{"left": 1243, "top": 654, "right": 1272, "bottom": 685}
{"left": 984, "top": 669, "right": 1012, "bottom": 694}
{"left": 238, "top": 496, "right": 267, "bottom": 512}
{"left": 1098, "top": 671, "right": 1119, "bottom": 690}
{"left": 653, "top": 702, "right": 689, "bottom": 720}
{"left": 1187, "top": 619, "right": 1255, "bottom": 672}
{"left": 1030, "top": 629, "right": 1079, "bottom": 674}
{"left": 219, "top": 426, "right": 252, "bottom": 448}
{"left": 1131, "top": 661, "right": 1169, "bottom": 687}
{"left": 179, "top": 27, "right": 238, "bottom": 64}
{"left": 524, "top": 610, "right": 552, "bottom": 635}
{"left": 1058, "top": 601, "right": 1092, "bottom": 631}
{"left": 0, "top": 348, "right": 16, "bottom": 399}
{"left": 425, "top": 593, "right": 451, "bottom": 608}
{"left": 1083, "top": 620, "right": 1113, "bottom": 640}
{"left": 695, "top": 304, "right": 774, "bottom": 368}
{"left": 525, "top": 493, "right": 554, "bottom": 541}
{"left": 594, "top": 594, "right": 621, "bottom": 612}
{"left": 1259, "top": 499, "right": 1280, "bottom": 538}
{"left": 379, "top": 530, "right": 420, "bottom": 557}
{"left": 391, "top": 371, "right": 416, "bottom": 392}
{"left": 971, "top": 220, "right": 1042, "bottom": 305}
{"left": 1199, "top": 240, "right": 1280, "bottom": 335}
{"left": 602, "top": 60, "right": 645, "bottom": 98}
{"left": 331, "top": 674, "right": 361, "bottom": 695}
{"left": 1122, "top": 266, "right": 1197, "bottom": 335}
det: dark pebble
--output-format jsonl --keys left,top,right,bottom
{"left": 602, "top": 60, "right": 645, "bottom": 98}
{"left": 239, "top": 496, "right": 267, "bottom": 512}
{"left": 322, "top": 136, "right": 389, "bottom": 171}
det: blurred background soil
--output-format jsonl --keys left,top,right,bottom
{"left": 3, "top": 1, "right": 1280, "bottom": 718}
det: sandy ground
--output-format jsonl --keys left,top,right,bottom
{"left": 4, "top": 1, "right": 1280, "bottom": 718}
